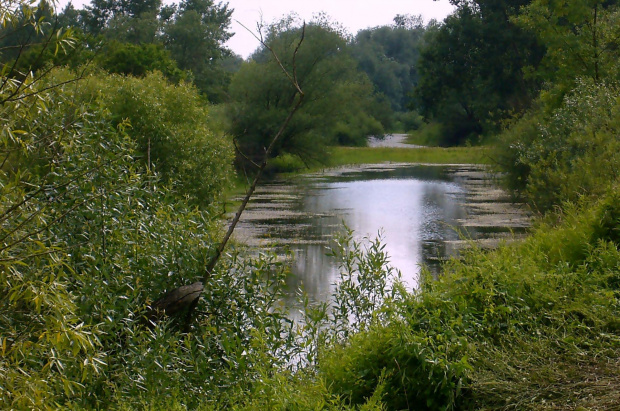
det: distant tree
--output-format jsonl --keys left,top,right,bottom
{"left": 351, "top": 16, "right": 427, "bottom": 113}
{"left": 96, "top": 41, "right": 186, "bottom": 81}
{"left": 413, "top": 0, "right": 543, "bottom": 145}
{"left": 227, "top": 17, "right": 383, "bottom": 166}
{"left": 62, "top": 0, "right": 235, "bottom": 99}
{"left": 162, "top": 0, "right": 233, "bottom": 101}
{"left": 80, "top": 0, "right": 161, "bottom": 35}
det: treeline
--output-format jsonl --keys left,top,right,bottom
{"left": 413, "top": 0, "right": 620, "bottom": 150}
{"left": 27, "top": 0, "right": 236, "bottom": 102}
{"left": 5, "top": 0, "right": 439, "bottom": 167}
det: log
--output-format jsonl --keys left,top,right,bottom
{"left": 148, "top": 281, "right": 204, "bottom": 321}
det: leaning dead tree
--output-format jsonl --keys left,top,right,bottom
{"left": 148, "top": 23, "right": 306, "bottom": 325}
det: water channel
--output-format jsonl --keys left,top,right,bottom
{"left": 231, "top": 162, "right": 530, "bottom": 307}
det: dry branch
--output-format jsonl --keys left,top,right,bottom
{"left": 151, "top": 23, "right": 307, "bottom": 323}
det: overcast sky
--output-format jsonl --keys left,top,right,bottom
{"left": 227, "top": 0, "right": 456, "bottom": 57}
{"left": 60, "top": 0, "right": 456, "bottom": 58}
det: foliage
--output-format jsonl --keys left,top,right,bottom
{"left": 497, "top": 78, "right": 620, "bottom": 212}
{"left": 49, "top": 69, "right": 233, "bottom": 206}
{"left": 56, "top": 0, "right": 235, "bottom": 101}
{"left": 0, "top": 0, "right": 77, "bottom": 85}
{"left": 96, "top": 41, "right": 186, "bottom": 82}
{"left": 80, "top": 0, "right": 162, "bottom": 36}
{"left": 0, "top": 66, "right": 134, "bottom": 408}
{"left": 414, "top": 0, "right": 543, "bottom": 146}
{"left": 4, "top": 1, "right": 620, "bottom": 410}
{"left": 516, "top": 0, "right": 620, "bottom": 98}
{"left": 350, "top": 16, "right": 427, "bottom": 113}
{"left": 318, "top": 188, "right": 620, "bottom": 410}
{"left": 0, "top": 65, "right": 296, "bottom": 408}
{"left": 226, "top": 17, "right": 385, "bottom": 168}
{"left": 162, "top": 0, "right": 233, "bottom": 102}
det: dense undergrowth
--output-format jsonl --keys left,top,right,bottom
{"left": 497, "top": 79, "right": 620, "bottom": 213}
{"left": 319, "top": 192, "right": 620, "bottom": 410}
{"left": 3, "top": 69, "right": 620, "bottom": 411}
{"left": 3, "top": 0, "right": 620, "bottom": 409}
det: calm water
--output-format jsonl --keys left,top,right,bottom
{"left": 234, "top": 164, "right": 529, "bottom": 304}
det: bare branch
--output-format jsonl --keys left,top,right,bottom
{"left": 236, "top": 19, "right": 305, "bottom": 96}
{"left": 202, "top": 23, "right": 307, "bottom": 282}
{"left": 232, "top": 137, "right": 260, "bottom": 169}
{"left": 150, "top": 21, "right": 307, "bottom": 326}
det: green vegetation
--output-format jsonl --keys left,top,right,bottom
{"left": 319, "top": 193, "right": 620, "bottom": 410}
{"left": 2, "top": 0, "right": 620, "bottom": 409}
{"left": 350, "top": 15, "right": 429, "bottom": 131}
{"left": 413, "top": 0, "right": 542, "bottom": 146}
{"left": 256, "top": 146, "right": 488, "bottom": 177}
{"left": 30, "top": 0, "right": 236, "bottom": 101}
{"left": 497, "top": 79, "right": 620, "bottom": 213}
{"left": 225, "top": 17, "right": 384, "bottom": 168}
{"left": 328, "top": 146, "right": 490, "bottom": 166}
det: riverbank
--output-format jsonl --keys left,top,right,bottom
{"left": 224, "top": 142, "right": 490, "bottom": 213}
{"left": 221, "top": 139, "right": 620, "bottom": 410}
{"left": 227, "top": 184, "right": 620, "bottom": 411}
{"left": 328, "top": 145, "right": 490, "bottom": 167}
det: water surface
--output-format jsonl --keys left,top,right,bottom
{"left": 233, "top": 164, "right": 529, "bottom": 304}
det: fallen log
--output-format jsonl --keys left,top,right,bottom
{"left": 146, "top": 281, "right": 204, "bottom": 326}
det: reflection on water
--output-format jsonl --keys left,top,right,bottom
{"left": 233, "top": 164, "right": 530, "bottom": 306}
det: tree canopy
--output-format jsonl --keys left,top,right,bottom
{"left": 413, "top": 0, "right": 543, "bottom": 145}
{"left": 350, "top": 15, "right": 427, "bottom": 113}
{"left": 226, "top": 17, "right": 384, "bottom": 167}
{"left": 49, "top": 0, "right": 235, "bottom": 101}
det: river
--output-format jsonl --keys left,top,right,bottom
{"left": 231, "top": 158, "right": 530, "bottom": 307}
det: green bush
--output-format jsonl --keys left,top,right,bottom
{"left": 497, "top": 79, "right": 620, "bottom": 212}
{"left": 0, "top": 70, "right": 293, "bottom": 409}
{"left": 316, "top": 191, "right": 620, "bottom": 410}
{"left": 97, "top": 41, "right": 187, "bottom": 83}
{"left": 393, "top": 110, "right": 423, "bottom": 134}
{"left": 406, "top": 122, "right": 445, "bottom": 146}
{"left": 49, "top": 69, "right": 234, "bottom": 207}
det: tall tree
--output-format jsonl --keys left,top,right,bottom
{"left": 414, "top": 0, "right": 543, "bottom": 145}
{"left": 227, "top": 17, "right": 383, "bottom": 165}
{"left": 163, "top": 0, "right": 233, "bottom": 101}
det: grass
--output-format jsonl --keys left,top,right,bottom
{"left": 405, "top": 122, "right": 445, "bottom": 145}
{"left": 326, "top": 145, "right": 491, "bottom": 167}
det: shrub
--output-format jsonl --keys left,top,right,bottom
{"left": 497, "top": 79, "right": 620, "bottom": 212}
{"left": 317, "top": 189, "right": 620, "bottom": 410}
{"left": 49, "top": 69, "right": 234, "bottom": 207}
{"left": 0, "top": 70, "right": 288, "bottom": 409}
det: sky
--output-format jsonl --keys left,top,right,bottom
{"left": 227, "top": 0, "right": 456, "bottom": 57}
{"left": 58, "top": 0, "right": 456, "bottom": 58}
